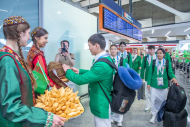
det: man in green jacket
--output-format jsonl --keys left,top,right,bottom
{"left": 118, "top": 41, "right": 132, "bottom": 68}
{"left": 141, "top": 45, "right": 157, "bottom": 112}
{"left": 132, "top": 48, "right": 141, "bottom": 74}
{"left": 62, "top": 34, "right": 114, "bottom": 127}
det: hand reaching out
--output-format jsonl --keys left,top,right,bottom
{"left": 62, "top": 64, "right": 71, "bottom": 72}
{"left": 71, "top": 67, "right": 79, "bottom": 74}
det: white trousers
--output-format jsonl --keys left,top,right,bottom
{"left": 111, "top": 113, "right": 123, "bottom": 123}
{"left": 150, "top": 87, "right": 168, "bottom": 116}
{"left": 145, "top": 81, "right": 151, "bottom": 108}
{"left": 94, "top": 105, "right": 111, "bottom": 127}
{"left": 64, "top": 81, "right": 76, "bottom": 92}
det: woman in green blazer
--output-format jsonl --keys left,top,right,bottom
{"left": 147, "top": 48, "right": 177, "bottom": 124}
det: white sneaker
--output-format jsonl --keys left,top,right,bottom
{"left": 117, "top": 122, "right": 122, "bottom": 127}
{"left": 144, "top": 107, "right": 151, "bottom": 112}
{"left": 150, "top": 116, "right": 157, "bottom": 123}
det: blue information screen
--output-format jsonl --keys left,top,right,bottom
{"left": 104, "top": 7, "right": 117, "bottom": 32}
{"left": 133, "top": 26, "right": 138, "bottom": 40}
{"left": 127, "top": 23, "right": 133, "bottom": 38}
{"left": 103, "top": 7, "right": 142, "bottom": 41}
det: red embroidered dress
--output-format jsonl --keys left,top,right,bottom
{"left": 27, "top": 45, "right": 60, "bottom": 88}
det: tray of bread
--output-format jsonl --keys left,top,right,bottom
{"left": 35, "top": 86, "right": 84, "bottom": 120}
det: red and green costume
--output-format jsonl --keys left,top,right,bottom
{"left": 0, "top": 46, "right": 53, "bottom": 127}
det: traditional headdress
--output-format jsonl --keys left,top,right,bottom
{"left": 31, "top": 27, "right": 42, "bottom": 38}
{"left": 3, "top": 16, "right": 27, "bottom": 27}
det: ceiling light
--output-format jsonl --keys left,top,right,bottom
{"left": 184, "top": 27, "right": 190, "bottom": 32}
{"left": 0, "top": 9, "right": 8, "bottom": 12}
{"left": 115, "top": 37, "right": 119, "bottom": 40}
{"left": 152, "top": 29, "right": 154, "bottom": 34}
{"left": 165, "top": 31, "right": 171, "bottom": 36}
{"left": 57, "top": 12, "right": 61, "bottom": 14}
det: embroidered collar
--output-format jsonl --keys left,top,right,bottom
{"left": 27, "top": 44, "right": 46, "bottom": 70}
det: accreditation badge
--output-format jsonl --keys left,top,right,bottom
{"left": 157, "top": 77, "right": 164, "bottom": 86}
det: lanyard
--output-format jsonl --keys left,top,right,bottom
{"left": 112, "top": 55, "right": 119, "bottom": 67}
{"left": 98, "top": 53, "right": 110, "bottom": 59}
{"left": 93, "top": 53, "right": 110, "bottom": 65}
{"left": 156, "top": 58, "right": 165, "bottom": 75}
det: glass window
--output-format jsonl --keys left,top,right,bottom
{"left": 0, "top": 0, "right": 39, "bottom": 59}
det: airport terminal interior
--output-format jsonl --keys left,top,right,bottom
{"left": 0, "top": 0, "right": 190, "bottom": 127}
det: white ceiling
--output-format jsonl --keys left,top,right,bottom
{"left": 142, "top": 22, "right": 190, "bottom": 38}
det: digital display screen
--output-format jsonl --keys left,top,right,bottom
{"left": 138, "top": 30, "right": 142, "bottom": 41}
{"left": 127, "top": 23, "right": 133, "bottom": 38}
{"left": 117, "top": 17, "right": 127, "bottom": 35}
{"left": 133, "top": 26, "right": 138, "bottom": 40}
{"left": 103, "top": 7, "right": 142, "bottom": 41}
{"left": 104, "top": 7, "right": 117, "bottom": 32}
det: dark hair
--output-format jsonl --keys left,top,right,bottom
{"left": 88, "top": 34, "right": 106, "bottom": 50}
{"left": 110, "top": 44, "right": 118, "bottom": 49}
{"left": 60, "top": 40, "right": 69, "bottom": 47}
{"left": 119, "top": 41, "right": 126, "bottom": 46}
{"left": 133, "top": 48, "right": 137, "bottom": 50}
{"left": 32, "top": 28, "right": 48, "bottom": 50}
{"left": 140, "top": 54, "right": 144, "bottom": 56}
{"left": 157, "top": 48, "right": 165, "bottom": 54}
{"left": 148, "top": 45, "right": 155, "bottom": 50}
{"left": 3, "top": 21, "right": 37, "bottom": 87}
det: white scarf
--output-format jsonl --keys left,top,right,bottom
{"left": 132, "top": 54, "right": 137, "bottom": 62}
{"left": 147, "top": 54, "right": 157, "bottom": 66}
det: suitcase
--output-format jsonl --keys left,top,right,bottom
{"left": 163, "top": 109, "right": 188, "bottom": 127}
{"left": 137, "top": 81, "right": 145, "bottom": 100}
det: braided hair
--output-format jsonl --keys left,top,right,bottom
{"left": 3, "top": 22, "right": 37, "bottom": 87}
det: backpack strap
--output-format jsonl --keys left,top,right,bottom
{"left": 95, "top": 57, "right": 116, "bottom": 106}
{"left": 0, "top": 54, "right": 23, "bottom": 85}
{"left": 166, "top": 60, "right": 171, "bottom": 80}
{"left": 95, "top": 57, "right": 118, "bottom": 71}
{"left": 98, "top": 82, "right": 111, "bottom": 104}
{"left": 127, "top": 52, "right": 130, "bottom": 62}
{"left": 152, "top": 60, "right": 156, "bottom": 74}
{"left": 120, "top": 57, "right": 123, "bottom": 66}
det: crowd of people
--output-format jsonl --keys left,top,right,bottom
{"left": 0, "top": 15, "right": 178, "bottom": 127}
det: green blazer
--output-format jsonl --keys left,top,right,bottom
{"left": 132, "top": 55, "right": 141, "bottom": 73}
{"left": 66, "top": 56, "right": 114, "bottom": 119}
{"left": 147, "top": 60, "right": 176, "bottom": 89}
{"left": 125, "top": 52, "right": 132, "bottom": 68}
{"left": 140, "top": 56, "right": 151, "bottom": 81}
{"left": 0, "top": 52, "right": 51, "bottom": 127}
